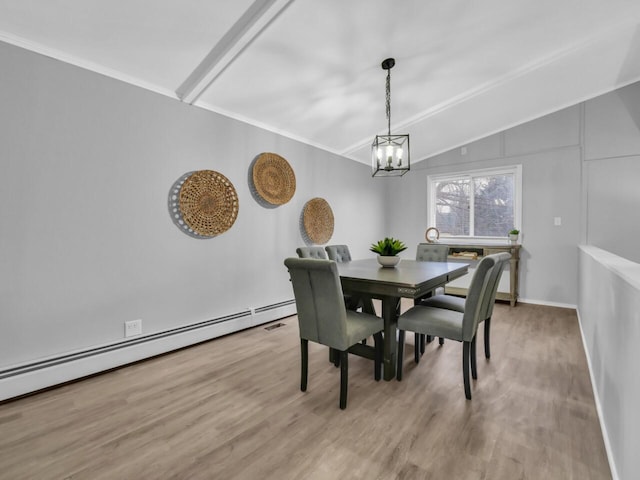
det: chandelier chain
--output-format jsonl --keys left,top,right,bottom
{"left": 385, "top": 70, "right": 391, "bottom": 135}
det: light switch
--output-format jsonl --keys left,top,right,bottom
{"left": 554, "top": 217, "right": 562, "bottom": 226}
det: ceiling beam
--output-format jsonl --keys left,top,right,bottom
{"left": 176, "top": 0, "right": 294, "bottom": 104}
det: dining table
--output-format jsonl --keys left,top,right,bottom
{"left": 337, "top": 258, "right": 469, "bottom": 381}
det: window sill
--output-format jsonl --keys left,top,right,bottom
{"left": 438, "top": 236, "right": 514, "bottom": 246}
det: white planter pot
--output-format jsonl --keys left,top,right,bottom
{"left": 377, "top": 255, "right": 401, "bottom": 267}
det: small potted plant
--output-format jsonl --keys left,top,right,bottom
{"left": 508, "top": 228, "right": 520, "bottom": 243}
{"left": 370, "top": 237, "right": 407, "bottom": 267}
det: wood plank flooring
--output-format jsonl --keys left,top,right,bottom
{"left": 0, "top": 302, "right": 611, "bottom": 479}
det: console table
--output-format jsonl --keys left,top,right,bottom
{"left": 438, "top": 242, "right": 521, "bottom": 306}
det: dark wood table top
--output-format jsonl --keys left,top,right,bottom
{"left": 336, "top": 258, "right": 469, "bottom": 380}
{"left": 337, "top": 258, "right": 469, "bottom": 299}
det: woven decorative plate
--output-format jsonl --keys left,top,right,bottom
{"left": 251, "top": 153, "right": 296, "bottom": 205}
{"left": 168, "top": 170, "right": 239, "bottom": 238}
{"left": 303, "top": 197, "right": 334, "bottom": 244}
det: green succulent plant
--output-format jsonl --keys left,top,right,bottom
{"left": 370, "top": 237, "right": 407, "bottom": 256}
{"left": 509, "top": 229, "right": 520, "bottom": 235}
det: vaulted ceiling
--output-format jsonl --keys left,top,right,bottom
{"left": 2, "top": 0, "right": 640, "bottom": 166}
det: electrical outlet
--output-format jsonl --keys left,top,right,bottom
{"left": 125, "top": 319, "right": 142, "bottom": 337}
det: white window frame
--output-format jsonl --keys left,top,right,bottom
{"left": 427, "top": 165, "right": 522, "bottom": 240}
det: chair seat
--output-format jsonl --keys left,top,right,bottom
{"left": 344, "top": 311, "right": 383, "bottom": 349}
{"left": 398, "top": 305, "right": 464, "bottom": 342}
{"left": 419, "top": 294, "right": 465, "bottom": 313}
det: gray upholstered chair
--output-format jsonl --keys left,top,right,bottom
{"left": 296, "top": 246, "right": 328, "bottom": 259}
{"left": 325, "top": 244, "right": 376, "bottom": 315}
{"left": 396, "top": 253, "right": 500, "bottom": 399}
{"left": 415, "top": 243, "right": 450, "bottom": 262}
{"left": 415, "top": 243, "right": 450, "bottom": 299}
{"left": 325, "top": 244, "right": 352, "bottom": 263}
{"left": 419, "top": 252, "right": 510, "bottom": 359}
{"left": 414, "top": 243, "right": 451, "bottom": 353}
{"left": 284, "top": 257, "right": 384, "bottom": 409}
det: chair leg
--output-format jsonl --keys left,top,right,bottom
{"left": 426, "top": 334, "right": 433, "bottom": 343}
{"left": 330, "top": 348, "right": 340, "bottom": 367}
{"left": 414, "top": 332, "right": 421, "bottom": 363}
{"left": 373, "top": 332, "right": 383, "bottom": 381}
{"left": 339, "top": 350, "right": 348, "bottom": 409}
{"left": 439, "top": 337, "right": 445, "bottom": 346}
{"left": 463, "top": 341, "right": 472, "bottom": 400}
{"left": 471, "top": 335, "right": 478, "bottom": 380}
{"left": 301, "top": 339, "right": 308, "bottom": 392}
{"left": 397, "top": 330, "right": 406, "bottom": 381}
{"left": 484, "top": 317, "right": 491, "bottom": 359}
{"left": 420, "top": 334, "right": 426, "bottom": 353}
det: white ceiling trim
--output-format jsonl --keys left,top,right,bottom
{"left": 340, "top": 19, "right": 640, "bottom": 159}
{"left": 193, "top": 98, "right": 349, "bottom": 160}
{"left": 176, "top": 0, "right": 294, "bottom": 104}
{"left": 0, "top": 30, "right": 178, "bottom": 100}
{"left": 346, "top": 22, "right": 640, "bottom": 165}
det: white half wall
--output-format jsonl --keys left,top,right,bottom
{"left": 578, "top": 245, "right": 640, "bottom": 480}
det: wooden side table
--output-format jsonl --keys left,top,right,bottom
{"left": 439, "top": 243, "right": 521, "bottom": 306}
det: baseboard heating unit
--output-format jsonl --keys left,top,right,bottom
{"left": 0, "top": 300, "right": 296, "bottom": 402}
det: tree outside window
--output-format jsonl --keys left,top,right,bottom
{"left": 429, "top": 166, "right": 521, "bottom": 238}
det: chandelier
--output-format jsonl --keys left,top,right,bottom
{"left": 371, "top": 58, "right": 410, "bottom": 177}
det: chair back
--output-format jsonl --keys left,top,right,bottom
{"left": 284, "top": 258, "right": 350, "bottom": 351}
{"left": 325, "top": 244, "right": 352, "bottom": 262}
{"left": 460, "top": 254, "right": 498, "bottom": 341}
{"left": 478, "top": 252, "right": 511, "bottom": 321}
{"left": 296, "top": 246, "right": 328, "bottom": 259}
{"left": 416, "top": 243, "right": 449, "bottom": 262}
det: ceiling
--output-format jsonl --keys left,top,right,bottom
{"left": 2, "top": 0, "right": 640, "bottom": 166}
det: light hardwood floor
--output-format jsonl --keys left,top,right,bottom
{"left": 0, "top": 302, "right": 611, "bottom": 479}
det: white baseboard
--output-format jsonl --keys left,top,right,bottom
{"left": 517, "top": 297, "right": 577, "bottom": 309}
{"left": 575, "top": 308, "right": 618, "bottom": 480}
{"left": 0, "top": 302, "right": 296, "bottom": 402}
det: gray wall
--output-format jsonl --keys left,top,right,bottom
{"left": 387, "top": 81, "right": 640, "bottom": 305}
{"left": 0, "top": 42, "right": 387, "bottom": 369}
{"left": 584, "top": 83, "right": 640, "bottom": 261}
{"left": 388, "top": 107, "right": 582, "bottom": 306}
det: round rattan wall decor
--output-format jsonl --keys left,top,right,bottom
{"left": 302, "top": 197, "right": 334, "bottom": 244}
{"left": 251, "top": 152, "right": 296, "bottom": 206}
{"left": 168, "top": 170, "right": 239, "bottom": 238}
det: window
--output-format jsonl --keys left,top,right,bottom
{"left": 427, "top": 165, "right": 522, "bottom": 238}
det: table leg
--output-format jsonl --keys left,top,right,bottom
{"left": 381, "top": 295, "right": 400, "bottom": 381}
{"left": 510, "top": 255, "right": 518, "bottom": 306}
{"left": 361, "top": 296, "right": 376, "bottom": 315}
